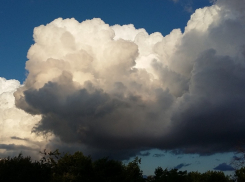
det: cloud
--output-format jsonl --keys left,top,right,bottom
{"left": 0, "top": 77, "right": 48, "bottom": 159}
{"left": 233, "top": 156, "right": 241, "bottom": 160}
{"left": 174, "top": 163, "right": 191, "bottom": 169}
{"left": 195, "top": 161, "right": 201, "bottom": 165}
{"left": 170, "top": 0, "right": 195, "bottom": 13}
{"left": 153, "top": 153, "right": 165, "bottom": 158}
{"left": 213, "top": 163, "right": 235, "bottom": 171}
{"left": 0, "top": 144, "right": 36, "bottom": 151}
{"left": 184, "top": 5, "right": 193, "bottom": 13}
{"left": 11, "top": 136, "right": 29, "bottom": 141}
{"left": 139, "top": 151, "right": 151, "bottom": 157}
{"left": 5, "top": 0, "right": 245, "bottom": 160}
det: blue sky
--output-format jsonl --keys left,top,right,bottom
{"left": 0, "top": 0, "right": 211, "bottom": 82}
{"left": 1, "top": 0, "right": 244, "bottom": 176}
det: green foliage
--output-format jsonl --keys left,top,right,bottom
{"left": 124, "top": 156, "right": 144, "bottom": 182}
{"left": 200, "top": 171, "right": 231, "bottom": 182}
{"left": 40, "top": 149, "right": 61, "bottom": 167}
{"left": 147, "top": 168, "right": 234, "bottom": 182}
{"left": 235, "top": 167, "right": 245, "bottom": 182}
{"left": 0, "top": 153, "right": 51, "bottom": 182}
{"left": 187, "top": 171, "right": 203, "bottom": 182}
{"left": 153, "top": 167, "right": 188, "bottom": 182}
{"left": 187, "top": 171, "right": 234, "bottom": 182}
{"left": 93, "top": 157, "right": 125, "bottom": 182}
{"left": 49, "top": 151, "right": 93, "bottom": 182}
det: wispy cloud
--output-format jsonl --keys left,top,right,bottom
{"left": 174, "top": 163, "right": 191, "bottom": 169}
{"left": 153, "top": 154, "right": 165, "bottom": 158}
{"left": 11, "top": 136, "right": 29, "bottom": 141}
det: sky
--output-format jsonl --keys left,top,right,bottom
{"left": 1, "top": 0, "right": 245, "bottom": 176}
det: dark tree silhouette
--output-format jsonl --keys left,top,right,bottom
{"left": 0, "top": 153, "right": 51, "bottom": 182}
{"left": 0, "top": 150, "right": 240, "bottom": 182}
{"left": 93, "top": 157, "right": 125, "bottom": 182}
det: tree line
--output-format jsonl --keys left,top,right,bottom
{"left": 0, "top": 149, "right": 245, "bottom": 182}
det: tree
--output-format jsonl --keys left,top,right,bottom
{"left": 201, "top": 171, "right": 231, "bottom": 182}
{"left": 235, "top": 167, "right": 245, "bottom": 182}
{"left": 0, "top": 153, "right": 51, "bottom": 182}
{"left": 232, "top": 143, "right": 245, "bottom": 169}
{"left": 51, "top": 151, "right": 93, "bottom": 182}
{"left": 93, "top": 157, "right": 125, "bottom": 182}
{"left": 150, "top": 167, "right": 188, "bottom": 182}
{"left": 124, "top": 157, "right": 144, "bottom": 182}
{"left": 154, "top": 166, "right": 164, "bottom": 181}
{"left": 187, "top": 171, "right": 203, "bottom": 182}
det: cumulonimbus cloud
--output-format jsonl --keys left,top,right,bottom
{"left": 2, "top": 0, "right": 244, "bottom": 160}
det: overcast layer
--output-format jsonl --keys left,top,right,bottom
{"left": 1, "top": 0, "right": 245, "bottom": 160}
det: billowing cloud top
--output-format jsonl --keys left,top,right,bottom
{"left": 10, "top": 0, "right": 245, "bottom": 159}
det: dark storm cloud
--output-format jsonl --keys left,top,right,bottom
{"left": 213, "top": 163, "right": 235, "bottom": 171}
{"left": 22, "top": 79, "right": 173, "bottom": 159}
{"left": 162, "top": 49, "right": 245, "bottom": 155}
{"left": 20, "top": 73, "right": 173, "bottom": 159}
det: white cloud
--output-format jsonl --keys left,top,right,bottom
{"left": 0, "top": 77, "right": 51, "bottom": 158}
